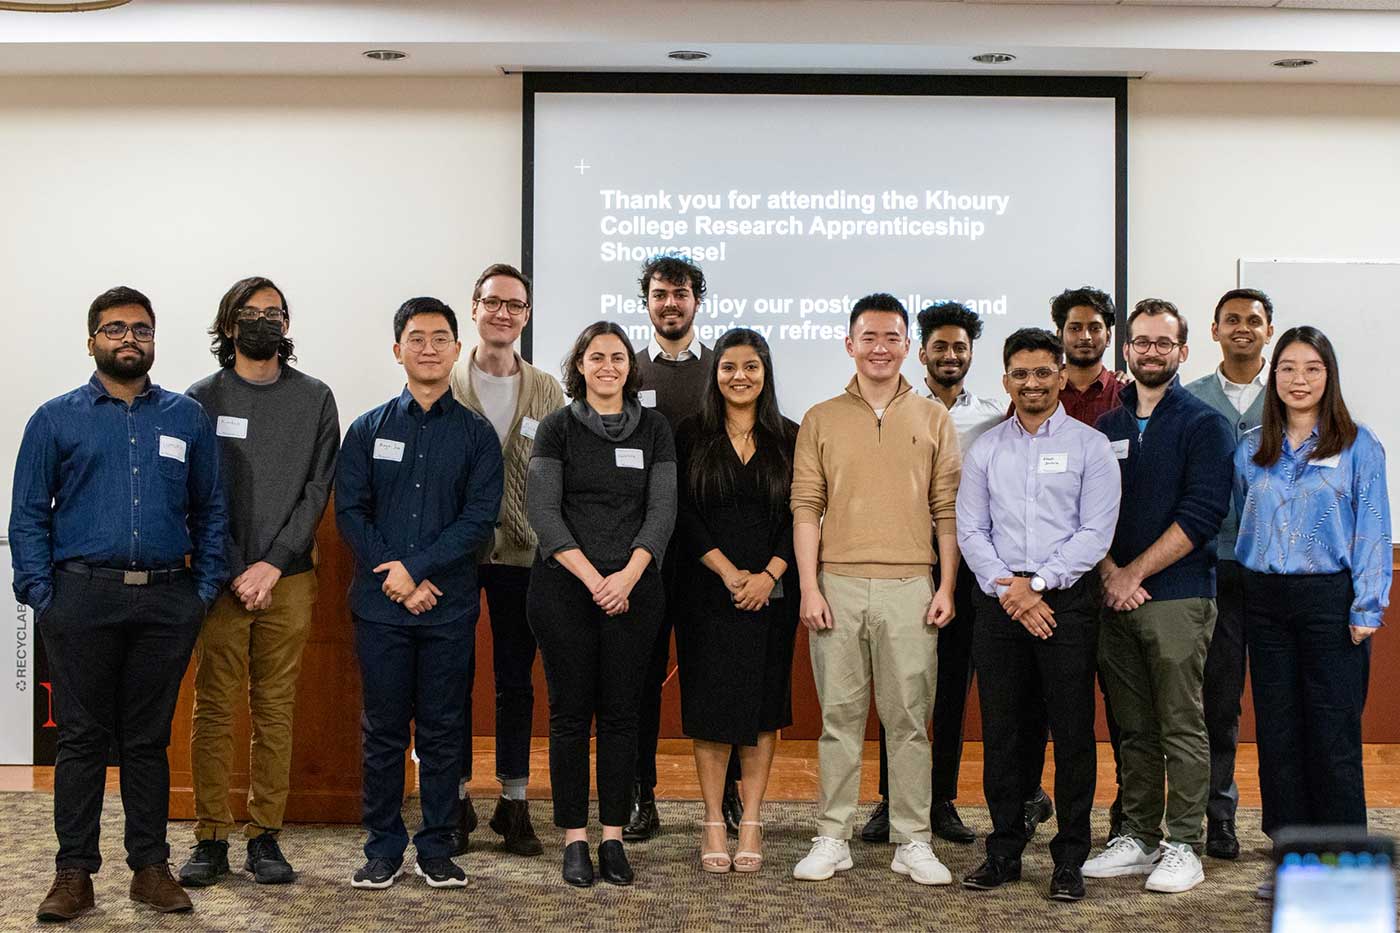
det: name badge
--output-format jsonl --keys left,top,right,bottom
{"left": 1111, "top": 438, "right": 1130, "bottom": 460}
{"left": 1038, "top": 452, "right": 1068, "bottom": 474}
{"left": 615, "top": 448, "right": 645, "bottom": 469}
{"left": 638, "top": 389, "right": 657, "bottom": 409}
{"left": 373, "top": 438, "right": 406, "bottom": 462}
{"left": 520, "top": 417, "right": 539, "bottom": 441}
{"left": 158, "top": 435, "right": 187, "bottom": 462}
{"left": 1313, "top": 453, "right": 1341, "bottom": 469}
{"left": 216, "top": 415, "right": 249, "bottom": 439}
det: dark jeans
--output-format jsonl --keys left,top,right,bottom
{"left": 1203, "top": 559, "right": 1247, "bottom": 824}
{"left": 528, "top": 560, "right": 664, "bottom": 828}
{"left": 634, "top": 572, "right": 675, "bottom": 798}
{"left": 40, "top": 568, "right": 204, "bottom": 873}
{"left": 974, "top": 576, "right": 1099, "bottom": 867}
{"left": 1242, "top": 569, "right": 1369, "bottom": 838}
{"left": 462, "top": 564, "right": 537, "bottom": 783}
{"left": 354, "top": 615, "right": 475, "bottom": 862}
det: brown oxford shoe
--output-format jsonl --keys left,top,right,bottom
{"left": 130, "top": 862, "right": 193, "bottom": 913}
{"left": 36, "top": 867, "right": 94, "bottom": 923}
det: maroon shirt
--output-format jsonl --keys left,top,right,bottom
{"left": 1061, "top": 366, "right": 1124, "bottom": 426}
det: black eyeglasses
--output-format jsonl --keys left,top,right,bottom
{"left": 236, "top": 306, "right": 287, "bottom": 324}
{"left": 1128, "top": 337, "right": 1183, "bottom": 354}
{"left": 476, "top": 297, "right": 529, "bottom": 316}
{"left": 94, "top": 322, "right": 155, "bottom": 342}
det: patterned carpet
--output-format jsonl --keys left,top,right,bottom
{"left": 2, "top": 792, "right": 1393, "bottom": 932}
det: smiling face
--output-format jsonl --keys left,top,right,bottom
{"left": 1003, "top": 348, "right": 1066, "bottom": 419}
{"left": 1274, "top": 340, "right": 1327, "bottom": 417}
{"left": 1060, "top": 305, "right": 1111, "bottom": 368}
{"left": 846, "top": 310, "right": 910, "bottom": 383}
{"left": 1212, "top": 298, "right": 1273, "bottom": 366}
{"left": 1126, "top": 312, "right": 1188, "bottom": 388}
{"left": 472, "top": 274, "right": 531, "bottom": 349}
{"left": 919, "top": 324, "right": 972, "bottom": 389}
{"left": 393, "top": 311, "right": 461, "bottom": 385}
{"left": 716, "top": 343, "right": 765, "bottom": 409}
{"left": 578, "top": 332, "right": 630, "bottom": 403}
{"left": 646, "top": 273, "right": 698, "bottom": 342}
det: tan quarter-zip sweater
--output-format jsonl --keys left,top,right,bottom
{"left": 791, "top": 374, "right": 961, "bottom": 578}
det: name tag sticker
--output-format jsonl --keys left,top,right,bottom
{"left": 216, "top": 415, "right": 248, "bottom": 439}
{"left": 1313, "top": 453, "right": 1341, "bottom": 469}
{"left": 373, "top": 438, "right": 406, "bottom": 462}
{"left": 615, "top": 448, "right": 645, "bottom": 469}
{"left": 1038, "top": 452, "right": 1068, "bottom": 474}
{"left": 159, "top": 435, "right": 187, "bottom": 462}
{"left": 1111, "top": 438, "right": 1130, "bottom": 460}
{"left": 520, "top": 417, "right": 539, "bottom": 441}
{"left": 638, "top": 389, "right": 657, "bottom": 409}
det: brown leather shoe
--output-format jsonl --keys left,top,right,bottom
{"left": 130, "top": 863, "right": 193, "bottom": 913}
{"left": 36, "top": 867, "right": 94, "bottom": 923}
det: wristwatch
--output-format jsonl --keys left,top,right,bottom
{"left": 1030, "top": 575, "right": 1048, "bottom": 593}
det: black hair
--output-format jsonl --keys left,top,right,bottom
{"left": 473, "top": 262, "right": 532, "bottom": 306}
{"left": 209, "top": 276, "right": 295, "bottom": 368}
{"left": 917, "top": 300, "right": 982, "bottom": 348}
{"left": 1127, "top": 297, "right": 1188, "bottom": 344}
{"left": 1213, "top": 287, "right": 1273, "bottom": 324}
{"left": 848, "top": 292, "right": 908, "bottom": 332}
{"left": 560, "top": 321, "right": 640, "bottom": 401}
{"left": 1002, "top": 327, "right": 1064, "bottom": 370}
{"left": 88, "top": 286, "right": 154, "bottom": 336}
{"left": 1254, "top": 326, "right": 1357, "bottom": 467}
{"left": 393, "top": 297, "right": 459, "bottom": 342}
{"left": 638, "top": 255, "right": 707, "bottom": 304}
{"left": 1050, "top": 286, "right": 1115, "bottom": 331}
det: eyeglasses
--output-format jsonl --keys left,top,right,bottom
{"left": 402, "top": 334, "right": 456, "bottom": 353}
{"left": 1277, "top": 364, "right": 1327, "bottom": 383}
{"left": 476, "top": 297, "right": 529, "bottom": 316}
{"left": 94, "top": 322, "right": 155, "bottom": 342}
{"left": 1006, "top": 366, "right": 1061, "bottom": 384}
{"left": 236, "top": 306, "right": 287, "bottom": 324}
{"left": 1128, "top": 337, "right": 1183, "bottom": 354}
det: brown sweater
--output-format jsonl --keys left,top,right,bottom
{"left": 791, "top": 375, "right": 961, "bottom": 578}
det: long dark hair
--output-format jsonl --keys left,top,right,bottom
{"left": 687, "top": 328, "right": 795, "bottom": 515}
{"left": 209, "top": 276, "right": 296, "bottom": 368}
{"left": 1253, "top": 325, "right": 1357, "bottom": 467}
{"left": 560, "top": 320, "right": 639, "bottom": 401}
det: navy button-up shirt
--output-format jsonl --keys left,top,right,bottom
{"left": 9, "top": 374, "right": 229, "bottom": 612}
{"left": 335, "top": 388, "right": 503, "bottom": 626}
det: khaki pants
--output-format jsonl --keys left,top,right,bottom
{"left": 810, "top": 572, "right": 937, "bottom": 843}
{"left": 191, "top": 570, "right": 317, "bottom": 841}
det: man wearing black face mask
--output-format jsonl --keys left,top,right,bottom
{"left": 181, "top": 277, "right": 339, "bottom": 888}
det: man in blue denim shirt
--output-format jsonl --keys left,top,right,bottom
{"left": 10, "top": 286, "right": 227, "bottom": 923}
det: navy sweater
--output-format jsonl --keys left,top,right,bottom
{"left": 1094, "top": 378, "right": 1234, "bottom": 601}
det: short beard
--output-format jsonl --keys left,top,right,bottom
{"left": 1065, "top": 345, "right": 1104, "bottom": 368}
{"left": 1131, "top": 362, "right": 1178, "bottom": 388}
{"left": 652, "top": 316, "right": 693, "bottom": 341}
{"left": 927, "top": 365, "right": 967, "bottom": 389}
{"left": 94, "top": 346, "right": 152, "bottom": 380}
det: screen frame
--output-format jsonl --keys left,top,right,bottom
{"left": 521, "top": 71, "right": 1128, "bottom": 370}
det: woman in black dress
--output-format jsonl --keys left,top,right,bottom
{"left": 674, "top": 328, "right": 799, "bottom": 874}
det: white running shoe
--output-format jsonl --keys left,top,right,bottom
{"left": 1082, "top": 836, "right": 1162, "bottom": 878}
{"left": 1145, "top": 842, "right": 1204, "bottom": 893}
{"left": 793, "top": 836, "right": 853, "bottom": 881}
{"left": 891, "top": 841, "right": 953, "bottom": 886}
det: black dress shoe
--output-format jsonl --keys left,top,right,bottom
{"left": 450, "top": 795, "right": 479, "bottom": 856}
{"left": 490, "top": 797, "right": 544, "bottom": 857}
{"left": 859, "top": 799, "right": 890, "bottom": 844}
{"left": 1022, "top": 788, "right": 1054, "bottom": 840}
{"left": 623, "top": 797, "right": 660, "bottom": 842}
{"left": 932, "top": 800, "right": 976, "bottom": 844}
{"left": 1206, "top": 819, "right": 1240, "bottom": 860}
{"left": 1049, "top": 864, "right": 1086, "bottom": 901}
{"left": 962, "top": 855, "right": 1022, "bottom": 890}
{"left": 597, "top": 839, "right": 634, "bottom": 886}
{"left": 562, "top": 841, "right": 594, "bottom": 887}
{"left": 721, "top": 779, "right": 743, "bottom": 837}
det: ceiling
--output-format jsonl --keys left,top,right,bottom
{"left": 1, "top": 0, "right": 1399, "bottom": 83}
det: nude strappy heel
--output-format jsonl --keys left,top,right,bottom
{"left": 734, "top": 821, "right": 764, "bottom": 872}
{"left": 698, "top": 821, "right": 732, "bottom": 873}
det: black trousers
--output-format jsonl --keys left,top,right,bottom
{"left": 1202, "top": 559, "right": 1247, "bottom": 824}
{"left": 974, "top": 576, "right": 1099, "bottom": 867}
{"left": 40, "top": 568, "right": 204, "bottom": 873}
{"left": 1242, "top": 569, "right": 1369, "bottom": 838}
{"left": 461, "top": 564, "right": 537, "bottom": 783}
{"left": 528, "top": 560, "right": 664, "bottom": 828}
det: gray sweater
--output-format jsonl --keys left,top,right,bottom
{"left": 187, "top": 365, "right": 339, "bottom": 581}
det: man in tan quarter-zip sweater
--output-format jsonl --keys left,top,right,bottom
{"left": 790, "top": 293, "right": 963, "bottom": 887}
{"left": 447, "top": 264, "right": 564, "bottom": 857}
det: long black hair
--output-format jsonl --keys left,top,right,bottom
{"left": 687, "top": 328, "right": 796, "bottom": 516}
{"left": 1254, "top": 325, "right": 1357, "bottom": 467}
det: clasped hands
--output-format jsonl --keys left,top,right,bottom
{"left": 374, "top": 560, "right": 443, "bottom": 615}
{"left": 589, "top": 567, "right": 640, "bottom": 617}
{"left": 725, "top": 569, "right": 775, "bottom": 612}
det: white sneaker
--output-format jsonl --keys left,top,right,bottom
{"left": 793, "top": 836, "right": 853, "bottom": 881}
{"left": 1145, "top": 842, "right": 1204, "bottom": 893}
{"left": 1082, "top": 836, "right": 1162, "bottom": 878}
{"left": 891, "top": 841, "right": 952, "bottom": 886}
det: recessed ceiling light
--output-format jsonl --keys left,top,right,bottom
{"left": 0, "top": 0, "right": 130, "bottom": 9}
{"left": 668, "top": 50, "right": 711, "bottom": 62}
{"left": 363, "top": 49, "right": 408, "bottom": 62}
{"left": 1272, "top": 58, "right": 1317, "bottom": 69}
{"left": 971, "top": 52, "right": 1017, "bottom": 65}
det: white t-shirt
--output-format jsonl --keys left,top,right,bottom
{"left": 470, "top": 361, "right": 521, "bottom": 445}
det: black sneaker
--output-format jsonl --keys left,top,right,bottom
{"left": 350, "top": 857, "right": 404, "bottom": 889}
{"left": 1049, "top": 864, "right": 1086, "bottom": 901}
{"left": 244, "top": 833, "right": 295, "bottom": 885}
{"left": 177, "top": 839, "right": 230, "bottom": 888}
{"left": 415, "top": 856, "right": 468, "bottom": 888}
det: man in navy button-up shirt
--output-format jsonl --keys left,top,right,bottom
{"left": 10, "top": 286, "right": 227, "bottom": 921}
{"left": 335, "top": 297, "right": 503, "bottom": 890}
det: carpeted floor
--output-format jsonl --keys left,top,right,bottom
{"left": 2, "top": 792, "right": 1393, "bottom": 932}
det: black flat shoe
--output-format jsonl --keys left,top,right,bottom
{"left": 1049, "top": 864, "right": 1086, "bottom": 901}
{"left": 1022, "top": 788, "right": 1054, "bottom": 840}
{"left": 932, "top": 800, "right": 976, "bottom": 844}
{"left": 598, "top": 839, "right": 634, "bottom": 886}
{"left": 962, "top": 855, "right": 1022, "bottom": 890}
{"left": 1206, "top": 819, "right": 1240, "bottom": 860}
{"left": 562, "top": 841, "right": 594, "bottom": 888}
{"left": 859, "top": 799, "right": 890, "bottom": 844}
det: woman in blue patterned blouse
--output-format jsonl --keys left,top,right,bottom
{"left": 1233, "top": 325, "right": 1391, "bottom": 841}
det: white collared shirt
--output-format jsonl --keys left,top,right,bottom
{"left": 927, "top": 383, "right": 1008, "bottom": 452}
{"left": 646, "top": 331, "right": 700, "bottom": 362}
{"left": 1216, "top": 359, "right": 1267, "bottom": 415}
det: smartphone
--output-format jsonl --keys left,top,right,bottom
{"left": 1272, "top": 827, "right": 1395, "bottom": 933}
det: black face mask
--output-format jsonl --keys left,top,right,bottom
{"left": 235, "top": 318, "right": 283, "bottom": 361}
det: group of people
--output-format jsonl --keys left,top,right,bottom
{"left": 8, "top": 254, "right": 1389, "bottom": 922}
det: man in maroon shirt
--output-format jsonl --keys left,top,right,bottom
{"left": 1052, "top": 287, "right": 1123, "bottom": 425}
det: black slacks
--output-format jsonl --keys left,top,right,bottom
{"left": 974, "top": 576, "right": 1099, "bottom": 867}
{"left": 461, "top": 564, "right": 538, "bottom": 783}
{"left": 528, "top": 560, "right": 664, "bottom": 828}
{"left": 1202, "top": 558, "right": 1247, "bottom": 824}
{"left": 40, "top": 568, "right": 204, "bottom": 873}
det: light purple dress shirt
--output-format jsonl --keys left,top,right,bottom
{"left": 956, "top": 404, "right": 1121, "bottom": 596}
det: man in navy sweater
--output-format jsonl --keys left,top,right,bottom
{"left": 1082, "top": 299, "right": 1233, "bottom": 896}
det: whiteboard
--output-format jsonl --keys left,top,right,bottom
{"left": 1238, "top": 259, "right": 1400, "bottom": 537}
